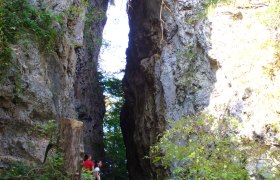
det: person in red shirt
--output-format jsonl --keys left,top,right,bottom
{"left": 83, "top": 154, "right": 95, "bottom": 171}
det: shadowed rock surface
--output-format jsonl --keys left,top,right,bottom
{"left": 74, "top": 0, "right": 109, "bottom": 160}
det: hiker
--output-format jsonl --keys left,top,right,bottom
{"left": 83, "top": 154, "right": 95, "bottom": 171}
{"left": 94, "top": 160, "right": 102, "bottom": 180}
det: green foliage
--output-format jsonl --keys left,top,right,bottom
{"left": 175, "top": 45, "right": 198, "bottom": 103}
{"left": 263, "top": 41, "right": 280, "bottom": 79}
{"left": 186, "top": 12, "right": 207, "bottom": 25}
{"left": 204, "top": 0, "right": 221, "bottom": 5}
{"left": 81, "top": 169, "right": 94, "bottom": 180}
{"left": 150, "top": 114, "right": 249, "bottom": 179}
{"left": 84, "top": 8, "right": 106, "bottom": 50}
{"left": 0, "top": 163, "right": 34, "bottom": 179}
{"left": 185, "top": 0, "right": 229, "bottom": 24}
{"left": 258, "top": 0, "right": 280, "bottom": 30}
{"left": 176, "top": 45, "right": 197, "bottom": 62}
{"left": 80, "top": 0, "right": 89, "bottom": 7}
{"left": 258, "top": 0, "right": 280, "bottom": 78}
{"left": 28, "top": 120, "right": 58, "bottom": 143}
{"left": 0, "top": 150, "right": 69, "bottom": 179}
{"left": 0, "top": 1, "right": 12, "bottom": 81}
{"left": 40, "top": 120, "right": 58, "bottom": 137}
{"left": 241, "top": 136, "right": 280, "bottom": 179}
{"left": 68, "top": 5, "right": 84, "bottom": 21}
{"left": 100, "top": 72, "right": 128, "bottom": 179}
{"left": 85, "top": 8, "right": 106, "bottom": 26}
{"left": 0, "top": 119, "right": 68, "bottom": 179}
{"left": 103, "top": 77, "right": 124, "bottom": 98}
{"left": 66, "top": 1, "right": 88, "bottom": 34}
{"left": 0, "top": 0, "right": 62, "bottom": 81}
{"left": 270, "top": 122, "right": 280, "bottom": 133}
{"left": 42, "top": 151, "right": 68, "bottom": 179}
{"left": 1, "top": 0, "right": 60, "bottom": 50}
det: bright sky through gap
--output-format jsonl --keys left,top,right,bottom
{"left": 99, "top": 0, "right": 129, "bottom": 76}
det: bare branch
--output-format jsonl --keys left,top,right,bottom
{"left": 159, "top": 0, "right": 172, "bottom": 45}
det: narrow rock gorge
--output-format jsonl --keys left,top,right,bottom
{"left": 122, "top": 0, "right": 280, "bottom": 179}
{"left": 1, "top": 0, "right": 280, "bottom": 179}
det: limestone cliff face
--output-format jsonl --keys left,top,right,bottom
{"left": 0, "top": 0, "right": 108, "bottom": 167}
{"left": 122, "top": 0, "right": 280, "bottom": 178}
{"left": 74, "top": 0, "right": 108, "bottom": 160}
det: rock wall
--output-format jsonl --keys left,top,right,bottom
{"left": 0, "top": 0, "right": 108, "bottom": 168}
{"left": 122, "top": 0, "right": 280, "bottom": 178}
{"left": 74, "top": 0, "right": 108, "bottom": 160}
{"left": 121, "top": 0, "right": 165, "bottom": 178}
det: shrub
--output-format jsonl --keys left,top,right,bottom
{"left": 81, "top": 169, "right": 94, "bottom": 180}
{"left": 0, "top": 119, "right": 68, "bottom": 179}
{"left": 0, "top": 150, "right": 69, "bottom": 179}
{"left": 150, "top": 114, "right": 249, "bottom": 179}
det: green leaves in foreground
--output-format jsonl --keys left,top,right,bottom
{"left": 0, "top": 151, "right": 68, "bottom": 180}
{"left": 150, "top": 114, "right": 249, "bottom": 179}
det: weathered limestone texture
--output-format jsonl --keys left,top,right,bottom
{"left": 60, "top": 118, "right": 84, "bottom": 180}
{"left": 122, "top": 0, "right": 280, "bottom": 178}
{"left": 0, "top": 0, "right": 108, "bottom": 168}
{"left": 74, "top": 0, "right": 108, "bottom": 159}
